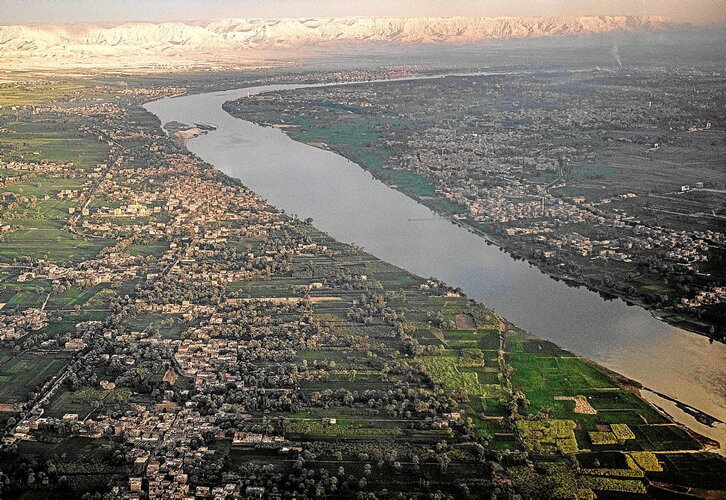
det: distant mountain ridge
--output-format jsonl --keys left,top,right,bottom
{"left": 0, "top": 15, "right": 673, "bottom": 70}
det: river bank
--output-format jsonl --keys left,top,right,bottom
{"left": 269, "top": 135, "right": 723, "bottom": 345}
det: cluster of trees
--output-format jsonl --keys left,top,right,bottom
{"left": 188, "top": 240, "right": 292, "bottom": 278}
{"left": 306, "top": 384, "right": 459, "bottom": 420}
{"left": 0, "top": 445, "right": 130, "bottom": 499}
{"left": 507, "top": 391, "right": 530, "bottom": 425}
{"left": 426, "top": 311, "right": 455, "bottom": 331}
{"left": 135, "top": 275, "right": 227, "bottom": 306}
{"left": 0, "top": 455, "right": 70, "bottom": 497}
{"left": 347, "top": 292, "right": 405, "bottom": 326}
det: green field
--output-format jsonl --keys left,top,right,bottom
{"left": 0, "top": 83, "right": 86, "bottom": 108}
{"left": 0, "top": 351, "right": 68, "bottom": 404}
{"left": 285, "top": 417, "right": 402, "bottom": 439}
{"left": 45, "top": 387, "right": 131, "bottom": 418}
{"left": 516, "top": 419, "right": 579, "bottom": 454}
{"left": 2, "top": 176, "right": 84, "bottom": 198}
{"left": 0, "top": 229, "right": 113, "bottom": 263}
{"left": 125, "top": 240, "right": 170, "bottom": 257}
{"left": 285, "top": 115, "right": 436, "bottom": 197}
{"left": 510, "top": 342, "right": 614, "bottom": 412}
{"left": 417, "top": 353, "right": 506, "bottom": 399}
{"left": 0, "top": 118, "right": 109, "bottom": 168}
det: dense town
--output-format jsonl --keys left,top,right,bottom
{"left": 229, "top": 69, "right": 726, "bottom": 340}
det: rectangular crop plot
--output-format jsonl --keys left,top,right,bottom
{"left": 511, "top": 351, "right": 616, "bottom": 413}
{"left": 0, "top": 229, "right": 113, "bottom": 264}
{"left": 651, "top": 453, "right": 726, "bottom": 490}
{"left": 416, "top": 354, "right": 506, "bottom": 398}
{"left": 516, "top": 419, "right": 579, "bottom": 454}
{"left": 631, "top": 425, "right": 701, "bottom": 451}
{"left": 0, "top": 353, "right": 68, "bottom": 404}
{"left": 587, "top": 391, "right": 668, "bottom": 424}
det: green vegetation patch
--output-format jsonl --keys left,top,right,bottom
{"left": 586, "top": 391, "right": 667, "bottom": 424}
{"left": 0, "top": 83, "right": 86, "bottom": 108}
{"left": 46, "top": 387, "right": 131, "bottom": 418}
{"left": 572, "top": 164, "right": 618, "bottom": 180}
{"left": 125, "top": 240, "right": 170, "bottom": 257}
{"left": 578, "top": 476, "right": 646, "bottom": 494}
{"left": 610, "top": 423, "right": 635, "bottom": 441}
{"left": 0, "top": 352, "right": 68, "bottom": 403}
{"left": 416, "top": 354, "right": 505, "bottom": 398}
{"left": 1, "top": 119, "right": 109, "bottom": 168}
{"left": 627, "top": 451, "right": 663, "bottom": 472}
{"left": 290, "top": 115, "right": 436, "bottom": 197}
{"left": 516, "top": 419, "right": 579, "bottom": 455}
{"left": 510, "top": 346, "right": 615, "bottom": 419}
{"left": 381, "top": 168, "right": 435, "bottom": 197}
{"left": 632, "top": 424, "right": 701, "bottom": 451}
{"left": 588, "top": 431, "right": 618, "bottom": 446}
{"left": 0, "top": 229, "right": 114, "bottom": 264}
{"left": 284, "top": 417, "right": 401, "bottom": 439}
{"left": 73, "top": 387, "right": 131, "bottom": 403}
{"left": 2, "top": 176, "right": 84, "bottom": 198}
{"left": 46, "top": 284, "right": 110, "bottom": 310}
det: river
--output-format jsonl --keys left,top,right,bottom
{"left": 144, "top": 76, "right": 725, "bottom": 451}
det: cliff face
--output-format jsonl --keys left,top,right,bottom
{"left": 0, "top": 15, "right": 671, "bottom": 70}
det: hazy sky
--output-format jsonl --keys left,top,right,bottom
{"left": 1, "top": 0, "right": 725, "bottom": 24}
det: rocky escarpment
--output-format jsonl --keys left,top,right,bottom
{"left": 0, "top": 15, "right": 672, "bottom": 70}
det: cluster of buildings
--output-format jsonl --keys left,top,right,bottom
{"left": 0, "top": 80, "right": 339, "bottom": 497}
{"left": 0, "top": 307, "right": 47, "bottom": 340}
{"left": 681, "top": 286, "right": 726, "bottom": 308}
{"left": 0, "top": 159, "right": 75, "bottom": 192}
{"left": 33, "top": 102, "right": 124, "bottom": 118}
{"left": 9, "top": 402, "right": 260, "bottom": 499}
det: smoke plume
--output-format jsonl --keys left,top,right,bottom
{"left": 611, "top": 44, "right": 622, "bottom": 67}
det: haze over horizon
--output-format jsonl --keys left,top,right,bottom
{"left": 2, "top": 0, "right": 725, "bottom": 25}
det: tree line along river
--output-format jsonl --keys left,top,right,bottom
{"left": 144, "top": 76, "right": 725, "bottom": 452}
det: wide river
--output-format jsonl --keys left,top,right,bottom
{"left": 145, "top": 76, "right": 725, "bottom": 451}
